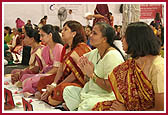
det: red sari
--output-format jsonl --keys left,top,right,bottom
{"left": 92, "top": 59, "right": 154, "bottom": 111}
{"left": 47, "top": 43, "right": 91, "bottom": 105}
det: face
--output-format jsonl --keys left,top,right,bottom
{"left": 61, "top": 24, "right": 74, "bottom": 44}
{"left": 85, "top": 27, "right": 92, "bottom": 37}
{"left": 40, "top": 30, "right": 50, "bottom": 45}
{"left": 23, "top": 33, "right": 34, "bottom": 46}
{"left": 90, "top": 25, "right": 105, "bottom": 47}
{"left": 4, "top": 29, "right": 9, "bottom": 34}
{"left": 121, "top": 36, "right": 128, "bottom": 52}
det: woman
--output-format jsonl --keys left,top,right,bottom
{"left": 11, "top": 26, "right": 42, "bottom": 85}
{"left": 21, "top": 24, "right": 63, "bottom": 94}
{"left": 62, "top": 22, "right": 124, "bottom": 111}
{"left": 4, "top": 26, "right": 13, "bottom": 44}
{"left": 86, "top": 4, "right": 110, "bottom": 26}
{"left": 39, "top": 20, "right": 91, "bottom": 106}
{"left": 92, "top": 22, "right": 164, "bottom": 111}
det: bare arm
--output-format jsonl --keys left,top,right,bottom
{"left": 90, "top": 73, "right": 112, "bottom": 93}
{"left": 146, "top": 93, "right": 164, "bottom": 111}
{"left": 45, "top": 66, "right": 59, "bottom": 75}
{"left": 59, "top": 72, "right": 76, "bottom": 84}
{"left": 53, "top": 63, "right": 64, "bottom": 84}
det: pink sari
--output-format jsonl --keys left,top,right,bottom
{"left": 21, "top": 43, "right": 63, "bottom": 94}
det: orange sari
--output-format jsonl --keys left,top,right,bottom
{"left": 92, "top": 59, "right": 154, "bottom": 111}
{"left": 50, "top": 43, "right": 91, "bottom": 102}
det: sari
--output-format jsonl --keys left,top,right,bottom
{"left": 11, "top": 45, "right": 43, "bottom": 84}
{"left": 47, "top": 43, "right": 91, "bottom": 106}
{"left": 21, "top": 43, "right": 63, "bottom": 94}
{"left": 92, "top": 58, "right": 155, "bottom": 111}
{"left": 93, "top": 4, "right": 110, "bottom": 26}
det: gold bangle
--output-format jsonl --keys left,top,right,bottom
{"left": 92, "top": 74, "right": 97, "bottom": 83}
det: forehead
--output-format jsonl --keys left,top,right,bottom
{"left": 93, "top": 25, "right": 101, "bottom": 32}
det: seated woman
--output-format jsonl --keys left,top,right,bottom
{"left": 11, "top": 26, "right": 43, "bottom": 85}
{"left": 10, "top": 28, "right": 24, "bottom": 63}
{"left": 62, "top": 22, "right": 125, "bottom": 111}
{"left": 21, "top": 24, "right": 63, "bottom": 95}
{"left": 92, "top": 22, "right": 164, "bottom": 111}
{"left": 39, "top": 20, "right": 91, "bottom": 106}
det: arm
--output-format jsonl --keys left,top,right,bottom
{"left": 90, "top": 73, "right": 112, "bottom": 93}
{"left": 59, "top": 72, "right": 76, "bottom": 84}
{"left": 53, "top": 63, "right": 63, "bottom": 84}
{"left": 86, "top": 14, "right": 105, "bottom": 20}
{"left": 45, "top": 66, "right": 59, "bottom": 75}
{"left": 146, "top": 93, "right": 164, "bottom": 111}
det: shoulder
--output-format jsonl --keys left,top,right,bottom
{"left": 83, "top": 48, "right": 97, "bottom": 57}
{"left": 73, "top": 42, "right": 91, "bottom": 57}
{"left": 150, "top": 56, "right": 164, "bottom": 73}
{"left": 113, "top": 59, "right": 132, "bottom": 73}
{"left": 104, "top": 50, "right": 124, "bottom": 62}
{"left": 55, "top": 43, "right": 63, "bottom": 49}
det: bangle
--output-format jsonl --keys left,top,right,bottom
{"left": 92, "top": 74, "right": 97, "bottom": 83}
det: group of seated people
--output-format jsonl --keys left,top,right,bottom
{"left": 5, "top": 19, "right": 164, "bottom": 111}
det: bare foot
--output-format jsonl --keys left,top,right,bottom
{"left": 62, "top": 103, "right": 69, "bottom": 111}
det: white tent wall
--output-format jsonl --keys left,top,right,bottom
{"left": 4, "top": 4, "right": 123, "bottom": 28}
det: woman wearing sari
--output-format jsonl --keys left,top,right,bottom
{"left": 92, "top": 22, "right": 164, "bottom": 111}
{"left": 21, "top": 24, "right": 63, "bottom": 94}
{"left": 39, "top": 20, "right": 91, "bottom": 106}
{"left": 11, "top": 26, "right": 42, "bottom": 85}
{"left": 86, "top": 4, "right": 110, "bottom": 26}
{"left": 62, "top": 22, "right": 125, "bottom": 111}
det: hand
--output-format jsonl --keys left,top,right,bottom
{"left": 110, "top": 100, "right": 126, "bottom": 111}
{"left": 78, "top": 56, "right": 94, "bottom": 78}
{"left": 41, "top": 91, "right": 49, "bottom": 100}
{"left": 86, "top": 15, "right": 93, "bottom": 20}
{"left": 40, "top": 85, "right": 54, "bottom": 100}
{"left": 46, "top": 85, "right": 55, "bottom": 94}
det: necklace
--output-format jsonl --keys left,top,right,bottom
{"left": 96, "top": 47, "right": 110, "bottom": 64}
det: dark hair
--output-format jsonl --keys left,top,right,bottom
{"left": 17, "top": 28, "right": 22, "bottom": 33}
{"left": 4, "top": 26, "right": 12, "bottom": 35}
{"left": 155, "top": 12, "right": 161, "bottom": 21}
{"left": 43, "top": 15, "right": 47, "bottom": 20}
{"left": 150, "top": 21, "right": 156, "bottom": 28}
{"left": 109, "top": 12, "right": 112, "bottom": 15}
{"left": 53, "top": 26, "right": 61, "bottom": 33}
{"left": 125, "top": 22, "right": 161, "bottom": 58}
{"left": 25, "top": 26, "right": 41, "bottom": 43}
{"left": 95, "top": 22, "right": 125, "bottom": 60}
{"left": 63, "top": 20, "right": 86, "bottom": 50}
{"left": 41, "top": 24, "right": 63, "bottom": 44}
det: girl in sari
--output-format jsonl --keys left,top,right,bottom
{"left": 11, "top": 26, "right": 42, "bottom": 85}
{"left": 39, "top": 20, "right": 91, "bottom": 106}
{"left": 62, "top": 22, "right": 125, "bottom": 111}
{"left": 86, "top": 4, "right": 110, "bottom": 26}
{"left": 92, "top": 22, "right": 164, "bottom": 111}
{"left": 21, "top": 24, "right": 63, "bottom": 94}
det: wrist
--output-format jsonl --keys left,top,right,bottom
{"left": 51, "top": 83, "right": 57, "bottom": 87}
{"left": 92, "top": 73, "right": 97, "bottom": 82}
